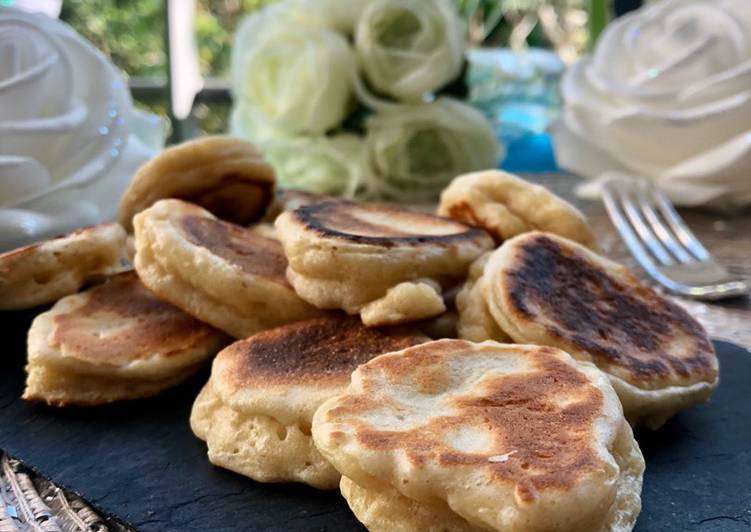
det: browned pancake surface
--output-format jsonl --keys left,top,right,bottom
{"left": 0, "top": 224, "right": 105, "bottom": 263}
{"left": 180, "top": 175, "right": 274, "bottom": 226}
{"left": 293, "top": 200, "right": 489, "bottom": 247}
{"left": 444, "top": 200, "right": 505, "bottom": 242}
{"left": 178, "top": 215, "right": 288, "bottom": 284}
{"left": 0, "top": 240, "right": 42, "bottom": 264}
{"left": 503, "top": 234, "right": 716, "bottom": 389}
{"left": 326, "top": 341, "right": 607, "bottom": 504}
{"left": 52, "top": 272, "right": 220, "bottom": 364}
{"left": 221, "top": 315, "right": 426, "bottom": 389}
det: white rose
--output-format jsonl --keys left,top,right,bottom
{"left": 266, "top": 134, "right": 365, "bottom": 197}
{"left": 364, "top": 98, "right": 503, "bottom": 201}
{"left": 0, "top": 8, "right": 163, "bottom": 251}
{"left": 553, "top": 0, "right": 751, "bottom": 210}
{"left": 231, "top": 5, "right": 356, "bottom": 138}
{"left": 355, "top": 0, "right": 464, "bottom": 102}
{"left": 229, "top": 102, "right": 289, "bottom": 144}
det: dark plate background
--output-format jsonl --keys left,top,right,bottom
{"left": 1, "top": 309, "right": 750, "bottom": 531}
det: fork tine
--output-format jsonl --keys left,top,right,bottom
{"left": 646, "top": 182, "right": 712, "bottom": 261}
{"left": 614, "top": 181, "right": 675, "bottom": 266}
{"left": 602, "top": 181, "right": 667, "bottom": 278}
{"left": 633, "top": 182, "right": 695, "bottom": 264}
{"left": 603, "top": 177, "right": 749, "bottom": 300}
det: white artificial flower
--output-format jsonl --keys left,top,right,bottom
{"left": 0, "top": 8, "right": 163, "bottom": 251}
{"left": 364, "top": 98, "right": 503, "bottom": 201}
{"left": 553, "top": 0, "right": 751, "bottom": 210}
{"left": 355, "top": 0, "right": 465, "bottom": 102}
{"left": 266, "top": 134, "right": 366, "bottom": 197}
{"left": 229, "top": 102, "right": 290, "bottom": 144}
{"left": 231, "top": 5, "right": 356, "bottom": 138}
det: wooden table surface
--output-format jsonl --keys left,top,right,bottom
{"left": 528, "top": 173, "right": 751, "bottom": 351}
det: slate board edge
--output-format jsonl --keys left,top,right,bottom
{"left": 1, "top": 308, "right": 749, "bottom": 532}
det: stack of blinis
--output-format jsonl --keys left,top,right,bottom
{"left": 1, "top": 136, "right": 718, "bottom": 532}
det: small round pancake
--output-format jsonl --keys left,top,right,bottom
{"left": 484, "top": 231, "right": 719, "bottom": 428}
{"left": 133, "top": 199, "right": 321, "bottom": 339}
{"left": 312, "top": 340, "right": 644, "bottom": 532}
{"left": 24, "top": 272, "right": 227, "bottom": 406}
{"left": 275, "top": 200, "right": 493, "bottom": 325}
{"left": 0, "top": 223, "right": 126, "bottom": 311}
{"left": 456, "top": 253, "right": 510, "bottom": 343}
{"left": 190, "top": 315, "right": 427, "bottom": 489}
{"left": 438, "top": 170, "right": 598, "bottom": 249}
{"left": 119, "top": 136, "right": 275, "bottom": 232}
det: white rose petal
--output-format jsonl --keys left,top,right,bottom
{"left": 0, "top": 8, "right": 163, "bottom": 251}
{"left": 355, "top": 0, "right": 464, "bottom": 102}
{"left": 364, "top": 98, "right": 502, "bottom": 201}
{"left": 229, "top": 102, "right": 293, "bottom": 144}
{"left": 231, "top": 6, "right": 356, "bottom": 137}
{"left": 554, "top": 0, "right": 751, "bottom": 210}
{"left": 266, "top": 134, "right": 366, "bottom": 198}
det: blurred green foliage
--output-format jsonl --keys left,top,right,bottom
{"left": 61, "top": 0, "right": 166, "bottom": 77}
{"left": 61, "top": 0, "right": 274, "bottom": 135}
{"left": 61, "top": 0, "right": 275, "bottom": 78}
{"left": 61, "top": 0, "right": 586, "bottom": 79}
{"left": 60, "top": 0, "right": 587, "bottom": 136}
{"left": 457, "top": 0, "right": 587, "bottom": 49}
{"left": 195, "top": 0, "right": 276, "bottom": 77}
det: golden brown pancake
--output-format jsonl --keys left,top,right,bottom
{"left": 133, "top": 199, "right": 320, "bottom": 339}
{"left": 438, "top": 170, "right": 598, "bottom": 249}
{"left": 178, "top": 215, "right": 288, "bottom": 285}
{"left": 0, "top": 223, "right": 126, "bottom": 311}
{"left": 24, "top": 272, "right": 227, "bottom": 406}
{"left": 217, "top": 316, "right": 426, "bottom": 392}
{"left": 312, "top": 339, "right": 644, "bottom": 531}
{"left": 484, "top": 231, "right": 718, "bottom": 428}
{"left": 275, "top": 199, "right": 493, "bottom": 325}
{"left": 295, "top": 200, "right": 488, "bottom": 243}
{"left": 190, "top": 314, "right": 427, "bottom": 489}
{"left": 49, "top": 273, "right": 215, "bottom": 365}
{"left": 119, "top": 136, "right": 275, "bottom": 231}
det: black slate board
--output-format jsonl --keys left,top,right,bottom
{"left": 1, "top": 309, "right": 750, "bottom": 531}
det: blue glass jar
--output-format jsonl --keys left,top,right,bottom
{"left": 466, "top": 47, "right": 563, "bottom": 172}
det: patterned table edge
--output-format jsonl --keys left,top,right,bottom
{"left": 0, "top": 452, "right": 132, "bottom": 532}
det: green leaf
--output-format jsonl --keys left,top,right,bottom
{"left": 588, "top": 0, "right": 610, "bottom": 49}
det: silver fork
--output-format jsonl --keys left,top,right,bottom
{"left": 601, "top": 176, "right": 749, "bottom": 300}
